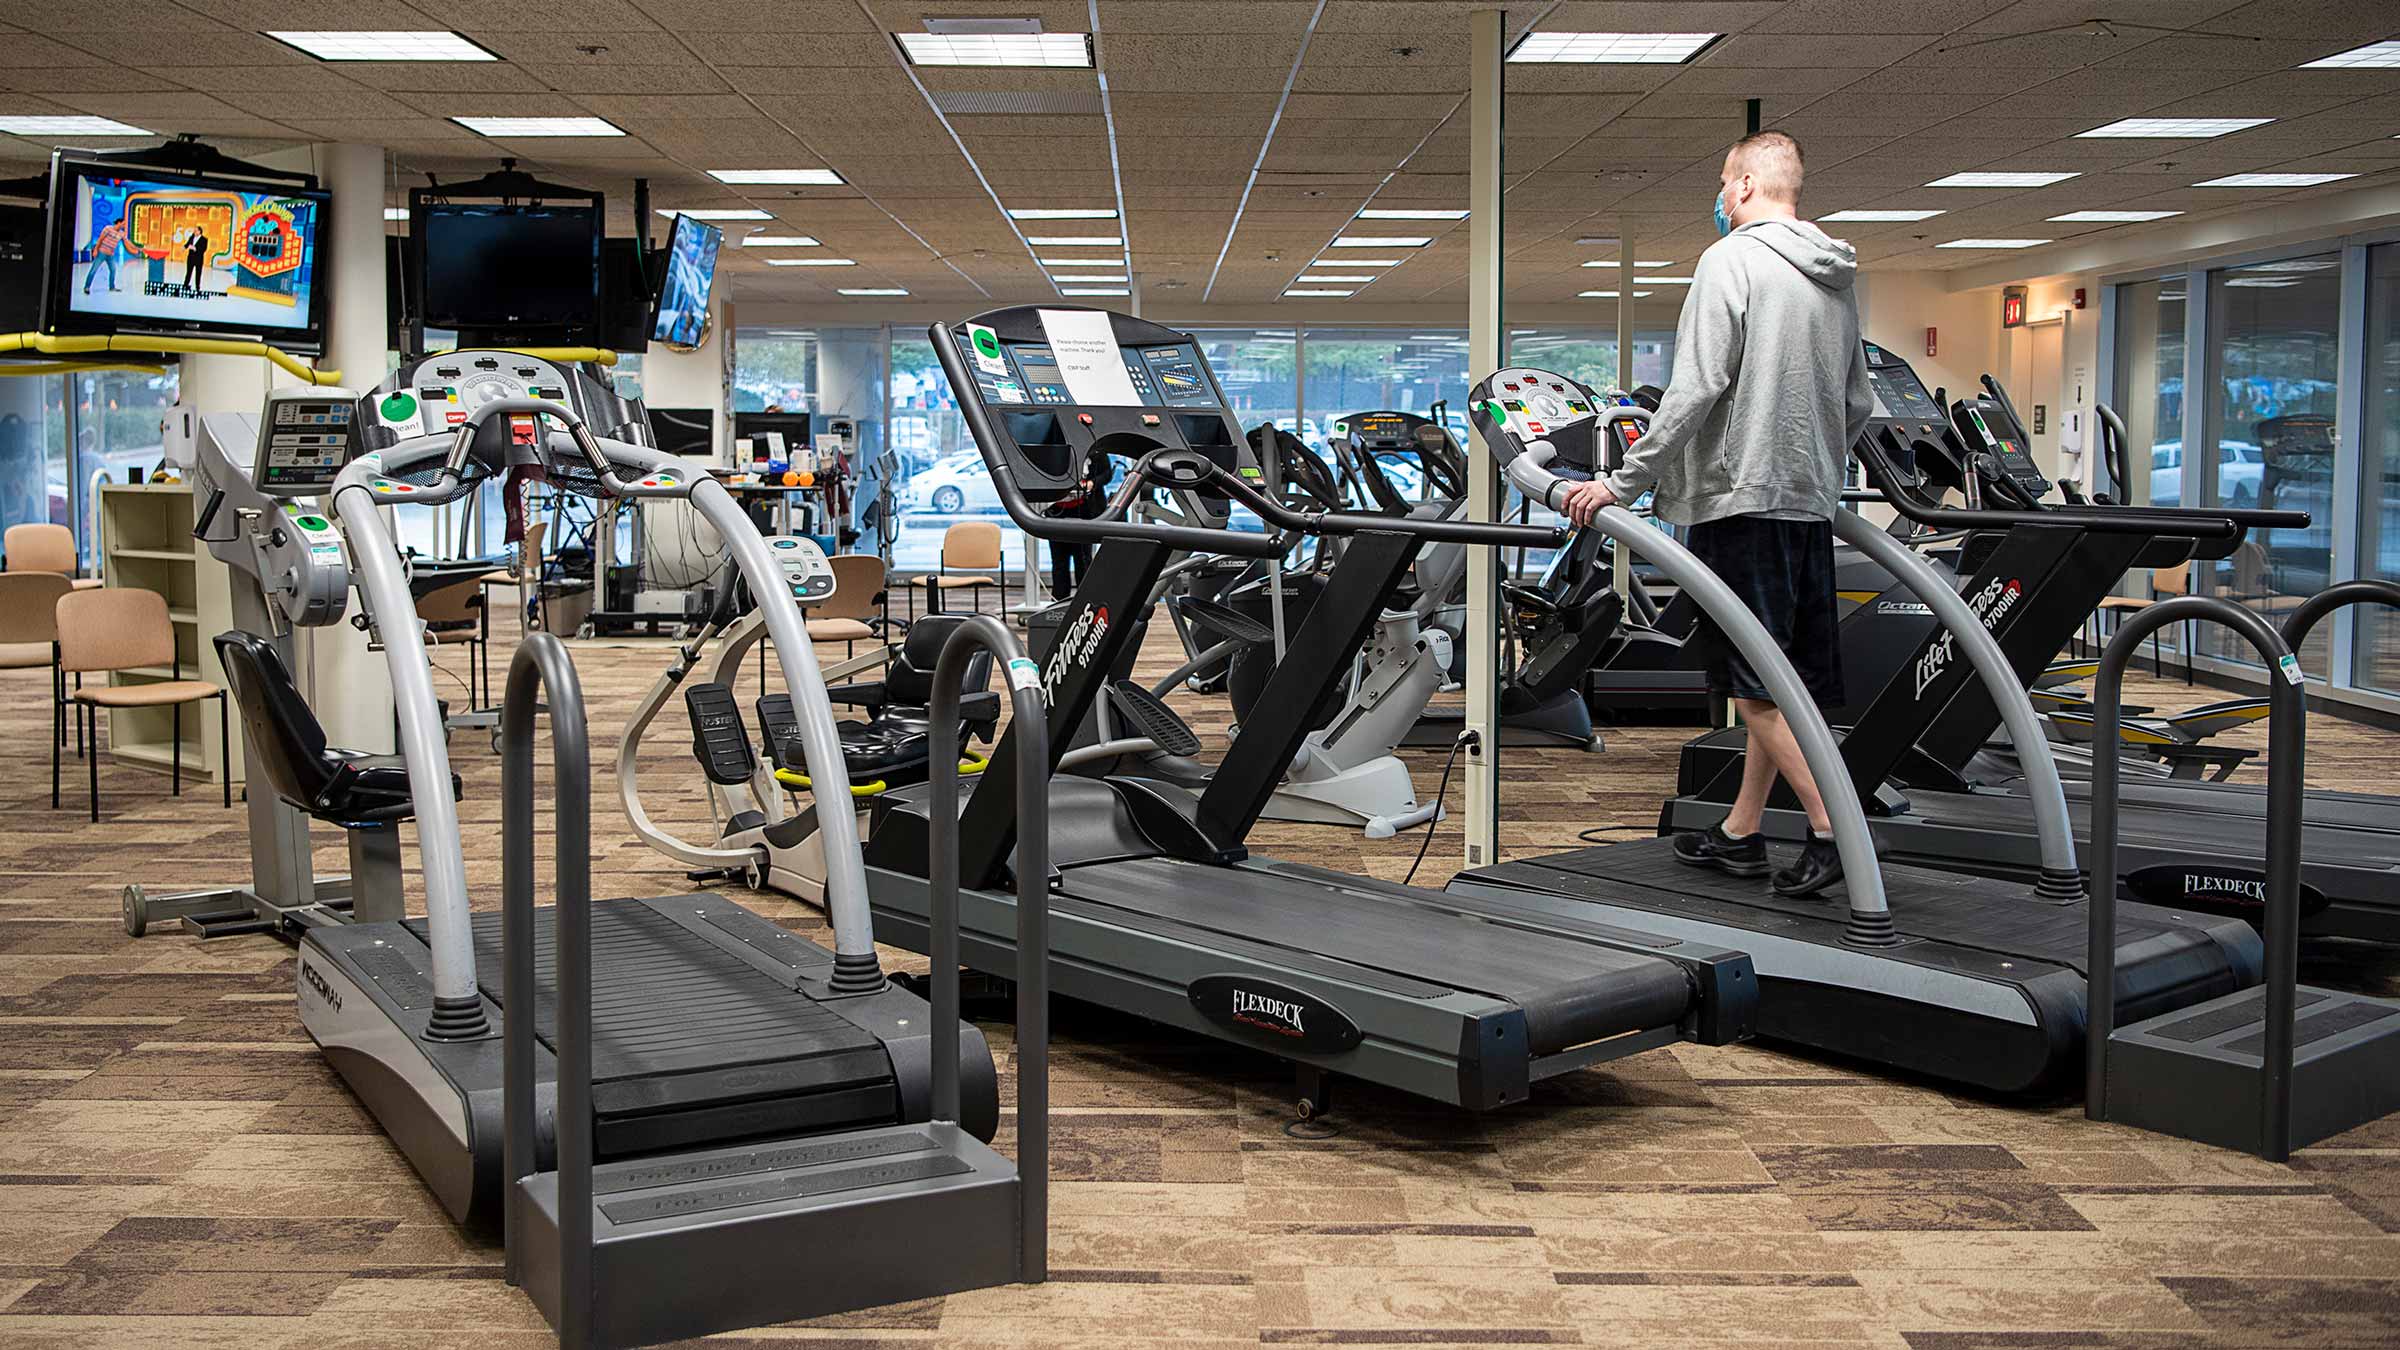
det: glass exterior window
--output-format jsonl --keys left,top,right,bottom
{"left": 72, "top": 369, "right": 179, "bottom": 566}
{"left": 2110, "top": 278, "right": 2186, "bottom": 508}
{"left": 2201, "top": 254, "right": 2342, "bottom": 671}
{"left": 0, "top": 373, "right": 69, "bottom": 562}
{"left": 2362, "top": 244, "right": 2400, "bottom": 693}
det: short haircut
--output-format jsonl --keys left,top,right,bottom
{"left": 1728, "top": 131, "right": 1804, "bottom": 204}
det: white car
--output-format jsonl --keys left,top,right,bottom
{"left": 900, "top": 452, "right": 1005, "bottom": 515}
{"left": 2148, "top": 441, "right": 2263, "bottom": 507}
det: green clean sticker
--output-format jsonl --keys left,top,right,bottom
{"left": 380, "top": 391, "right": 418, "bottom": 422}
{"left": 2278, "top": 652, "right": 2306, "bottom": 686}
{"left": 1006, "top": 656, "right": 1042, "bottom": 692}
{"left": 970, "top": 323, "right": 1002, "bottom": 359}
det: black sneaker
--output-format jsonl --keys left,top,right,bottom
{"left": 1672, "top": 824, "right": 1768, "bottom": 878}
{"left": 1772, "top": 837, "right": 1845, "bottom": 898}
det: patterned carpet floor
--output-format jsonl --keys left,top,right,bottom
{"left": 3, "top": 605, "right": 2398, "bottom": 1349}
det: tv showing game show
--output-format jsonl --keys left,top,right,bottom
{"left": 41, "top": 156, "right": 330, "bottom": 352}
{"left": 650, "top": 213, "right": 722, "bottom": 348}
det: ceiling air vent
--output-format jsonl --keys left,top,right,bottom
{"left": 934, "top": 91, "right": 1105, "bottom": 116}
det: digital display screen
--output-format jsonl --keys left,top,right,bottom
{"left": 47, "top": 161, "right": 329, "bottom": 347}
{"left": 259, "top": 399, "right": 356, "bottom": 489}
{"left": 1009, "top": 346, "right": 1071, "bottom": 404}
{"left": 419, "top": 203, "right": 601, "bottom": 335}
{"left": 1863, "top": 342, "right": 1945, "bottom": 424}
{"left": 650, "top": 213, "right": 722, "bottom": 346}
{"left": 1138, "top": 344, "right": 1214, "bottom": 406}
{"left": 954, "top": 333, "right": 1223, "bottom": 412}
{"left": 1351, "top": 414, "right": 1414, "bottom": 444}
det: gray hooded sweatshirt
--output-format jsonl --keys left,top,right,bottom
{"left": 1603, "top": 217, "right": 1873, "bottom": 526}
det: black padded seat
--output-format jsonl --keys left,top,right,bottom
{"left": 773, "top": 614, "right": 1000, "bottom": 788}
{"left": 214, "top": 632, "right": 458, "bottom": 827}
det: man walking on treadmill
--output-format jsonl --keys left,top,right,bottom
{"left": 1558, "top": 130, "right": 1871, "bottom": 896}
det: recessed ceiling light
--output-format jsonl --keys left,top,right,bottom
{"left": 2196, "top": 172, "right": 2357, "bottom": 187}
{"left": 895, "top": 32, "right": 1092, "bottom": 67}
{"left": 1636, "top": 275, "right": 1696, "bottom": 284}
{"left": 837, "top": 288, "right": 910, "bottom": 296}
{"left": 1331, "top": 235, "right": 1431, "bottom": 248}
{"left": 741, "top": 235, "right": 821, "bottom": 247}
{"left": 1060, "top": 287, "right": 1128, "bottom": 296}
{"left": 1284, "top": 289, "right": 1355, "bottom": 297}
{"left": 1038, "top": 255, "right": 1126, "bottom": 267}
{"left": 659, "top": 208, "right": 773, "bottom": 221}
{"left": 2049, "top": 210, "right": 2183, "bottom": 222}
{"left": 266, "top": 30, "right": 496, "bottom": 61}
{"left": 1314, "top": 257, "right": 1401, "bottom": 267}
{"left": 1925, "top": 171, "right": 2079, "bottom": 188}
{"left": 1579, "top": 290, "right": 1654, "bottom": 298}
{"left": 767, "top": 258, "right": 857, "bottom": 266}
{"left": 1509, "top": 32, "right": 1720, "bottom": 64}
{"left": 384, "top": 207, "right": 409, "bottom": 222}
{"left": 1936, "top": 238, "right": 2052, "bottom": 248}
{"left": 455, "top": 116, "right": 625, "bottom": 137}
{"left": 1297, "top": 274, "right": 1375, "bottom": 282}
{"left": 709, "top": 168, "right": 844, "bottom": 185}
{"left": 2246, "top": 259, "right": 2341, "bottom": 272}
{"left": 0, "top": 115, "right": 150, "bottom": 136}
{"left": 1009, "top": 207, "right": 1117, "bottom": 219}
{"left": 1358, "top": 208, "right": 1469, "bottom": 220}
{"left": 2300, "top": 40, "right": 2400, "bottom": 69}
{"left": 2077, "top": 117, "right": 2273, "bottom": 139}
{"left": 1049, "top": 274, "right": 1127, "bottom": 282}
{"left": 1025, "top": 234, "right": 1122, "bottom": 246}
{"left": 1583, "top": 259, "right": 1676, "bottom": 267}
{"left": 1819, "top": 209, "right": 1946, "bottom": 222}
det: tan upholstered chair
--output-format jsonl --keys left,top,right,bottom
{"left": 4, "top": 523, "right": 101, "bottom": 590}
{"left": 418, "top": 577, "right": 490, "bottom": 711}
{"left": 809, "top": 554, "right": 890, "bottom": 657}
{"left": 2094, "top": 561, "right": 2196, "bottom": 682}
{"left": 0, "top": 573, "right": 73, "bottom": 792}
{"left": 57, "top": 587, "right": 230, "bottom": 820}
{"left": 911, "top": 521, "right": 1003, "bottom": 615}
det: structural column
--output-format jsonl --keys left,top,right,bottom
{"left": 1461, "top": 8, "right": 1503, "bottom": 869}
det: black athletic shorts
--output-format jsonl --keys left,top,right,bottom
{"left": 1683, "top": 514, "right": 1844, "bottom": 706}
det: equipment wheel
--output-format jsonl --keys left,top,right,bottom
{"left": 121, "top": 885, "right": 151, "bottom": 937}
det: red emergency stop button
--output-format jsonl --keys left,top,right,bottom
{"left": 1078, "top": 413, "right": 1094, "bottom": 426}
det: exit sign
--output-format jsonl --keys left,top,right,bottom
{"left": 2002, "top": 286, "right": 2028, "bottom": 328}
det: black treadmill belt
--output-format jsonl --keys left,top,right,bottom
{"left": 416, "top": 901, "right": 883, "bottom": 1085}
{"left": 2053, "top": 777, "right": 2399, "bottom": 836}
{"left": 1509, "top": 837, "right": 2171, "bottom": 970}
{"left": 1061, "top": 858, "right": 1696, "bottom": 1055}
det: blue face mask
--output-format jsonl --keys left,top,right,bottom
{"left": 1713, "top": 188, "right": 1733, "bottom": 237}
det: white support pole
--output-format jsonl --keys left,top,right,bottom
{"left": 1461, "top": 8, "right": 1504, "bottom": 869}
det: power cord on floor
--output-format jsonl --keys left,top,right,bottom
{"left": 1402, "top": 729, "right": 1476, "bottom": 887}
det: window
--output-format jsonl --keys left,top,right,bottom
{"left": 1305, "top": 329, "right": 1475, "bottom": 468}
{"left": 2200, "top": 254, "right": 2341, "bottom": 671}
{"left": 2362, "top": 243, "right": 2400, "bottom": 694}
{"left": 1505, "top": 328, "right": 1677, "bottom": 393}
{"left": 2109, "top": 277, "right": 2185, "bottom": 507}
{"left": 0, "top": 373, "right": 69, "bottom": 562}
{"left": 885, "top": 333, "right": 1029, "bottom": 576}
{"left": 72, "top": 369, "right": 179, "bottom": 566}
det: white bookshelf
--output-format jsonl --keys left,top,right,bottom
{"left": 94, "top": 482, "right": 241, "bottom": 785}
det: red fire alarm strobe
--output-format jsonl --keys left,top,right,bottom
{"left": 1926, "top": 326, "right": 1938, "bottom": 358}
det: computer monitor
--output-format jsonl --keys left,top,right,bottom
{"left": 648, "top": 407, "right": 714, "bottom": 458}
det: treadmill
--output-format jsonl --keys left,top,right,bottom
{"left": 277, "top": 353, "right": 995, "bottom": 1232}
{"left": 1446, "top": 358, "right": 2266, "bottom": 1096}
{"left": 862, "top": 308, "right": 1759, "bottom": 1117}
{"left": 1664, "top": 345, "right": 2400, "bottom": 941}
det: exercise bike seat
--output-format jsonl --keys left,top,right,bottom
{"left": 214, "top": 631, "right": 458, "bottom": 828}
{"left": 772, "top": 614, "right": 1000, "bottom": 786}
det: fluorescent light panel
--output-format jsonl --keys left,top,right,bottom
{"left": 1637, "top": 275, "right": 1695, "bottom": 284}
{"left": 1313, "top": 257, "right": 1400, "bottom": 267}
{"left": 1284, "top": 289, "right": 1354, "bottom": 297}
{"left": 0, "top": 115, "right": 149, "bottom": 135}
{"left": 709, "top": 168, "right": 843, "bottom": 185}
{"left": 766, "top": 257, "right": 857, "bottom": 266}
{"left": 741, "top": 235, "right": 820, "bottom": 247}
{"left": 1060, "top": 287, "right": 1128, "bottom": 296}
{"left": 1936, "top": 238, "right": 2052, "bottom": 248}
{"left": 384, "top": 207, "right": 409, "bottom": 222}
{"left": 1331, "top": 235, "right": 1431, "bottom": 247}
{"left": 2301, "top": 40, "right": 2400, "bottom": 69}
{"left": 1038, "top": 255, "right": 1125, "bottom": 267}
{"left": 659, "top": 208, "right": 772, "bottom": 220}
{"left": 838, "top": 288, "right": 909, "bottom": 296}
{"left": 455, "top": 116, "right": 624, "bottom": 137}
{"left": 2196, "top": 172, "right": 2356, "bottom": 187}
{"left": 1358, "top": 208, "right": 1469, "bottom": 219}
{"left": 1298, "top": 274, "right": 1375, "bottom": 282}
{"left": 1009, "top": 207, "right": 1116, "bottom": 219}
{"left": 1050, "top": 274, "right": 1127, "bottom": 282}
{"left": 2078, "top": 117, "right": 2272, "bottom": 138}
{"left": 1926, "top": 171, "right": 2078, "bottom": 187}
{"left": 1819, "top": 208, "right": 1945, "bottom": 221}
{"left": 1579, "top": 290, "right": 1653, "bottom": 298}
{"left": 1583, "top": 259, "right": 1675, "bottom": 267}
{"left": 896, "top": 32, "right": 1092, "bottom": 67}
{"left": 1025, "top": 234, "right": 1122, "bottom": 246}
{"left": 2049, "top": 210, "right": 2182, "bottom": 222}
{"left": 1510, "top": 32, "right": 1718, "bottom": 64}
{"left": 267, "top": 30, "right": 495, "bottom": 61}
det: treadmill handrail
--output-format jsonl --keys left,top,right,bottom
{"left": 2086, "top": 594, "right": 2306, "bottom": 1162}
{"left": 1830, "top": 510, "right": 2081, "bottom": 894}
{"left": 926, "top": 615, "right": 1047, "bottom": 1283}
{"left": 1861, "top": 455, "right": 2246, "bottom": 540}
{"left": 498, "top": 632, "right": 596, "bottom": 1342}
{"left": 928, "top": 320, "right": 1281, "bottom": 561}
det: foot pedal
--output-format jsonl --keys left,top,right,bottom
{"left": 1172, "top": 595, "right": 1274, "bottom": 648}
{"left": 756, "top": 694, "right": 801, "bottom": 770}
{"left": 1108, "top": 680, "right": 1203, "bottom": 758}
{"left": 685, "top": 684, "right": 755, "bottom": 786}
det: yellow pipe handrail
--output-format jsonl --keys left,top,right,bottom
{"left": 0, "top": 332, "right": 339, "bottom": 385}
{"left": 774, "top": 753, "right": 990, "bottom": 799}
{"left": 421, "top": 345, "right": 619, "bottom": 367}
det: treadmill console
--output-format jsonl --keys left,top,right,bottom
{"left": 1952, "top": 392, "right": 2054, "bottom": 505}
{"left": 934, "top": 307, "right": 1255, "bottom": 503}
{"left": 254, "top": 390, "right": 362, "bottom": 495}
{"left": 1470, "top": 366, "right": 1609, "bottom": 480}
{"left": 1331, "top": 409, "right": 1456, "bottom": 512}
